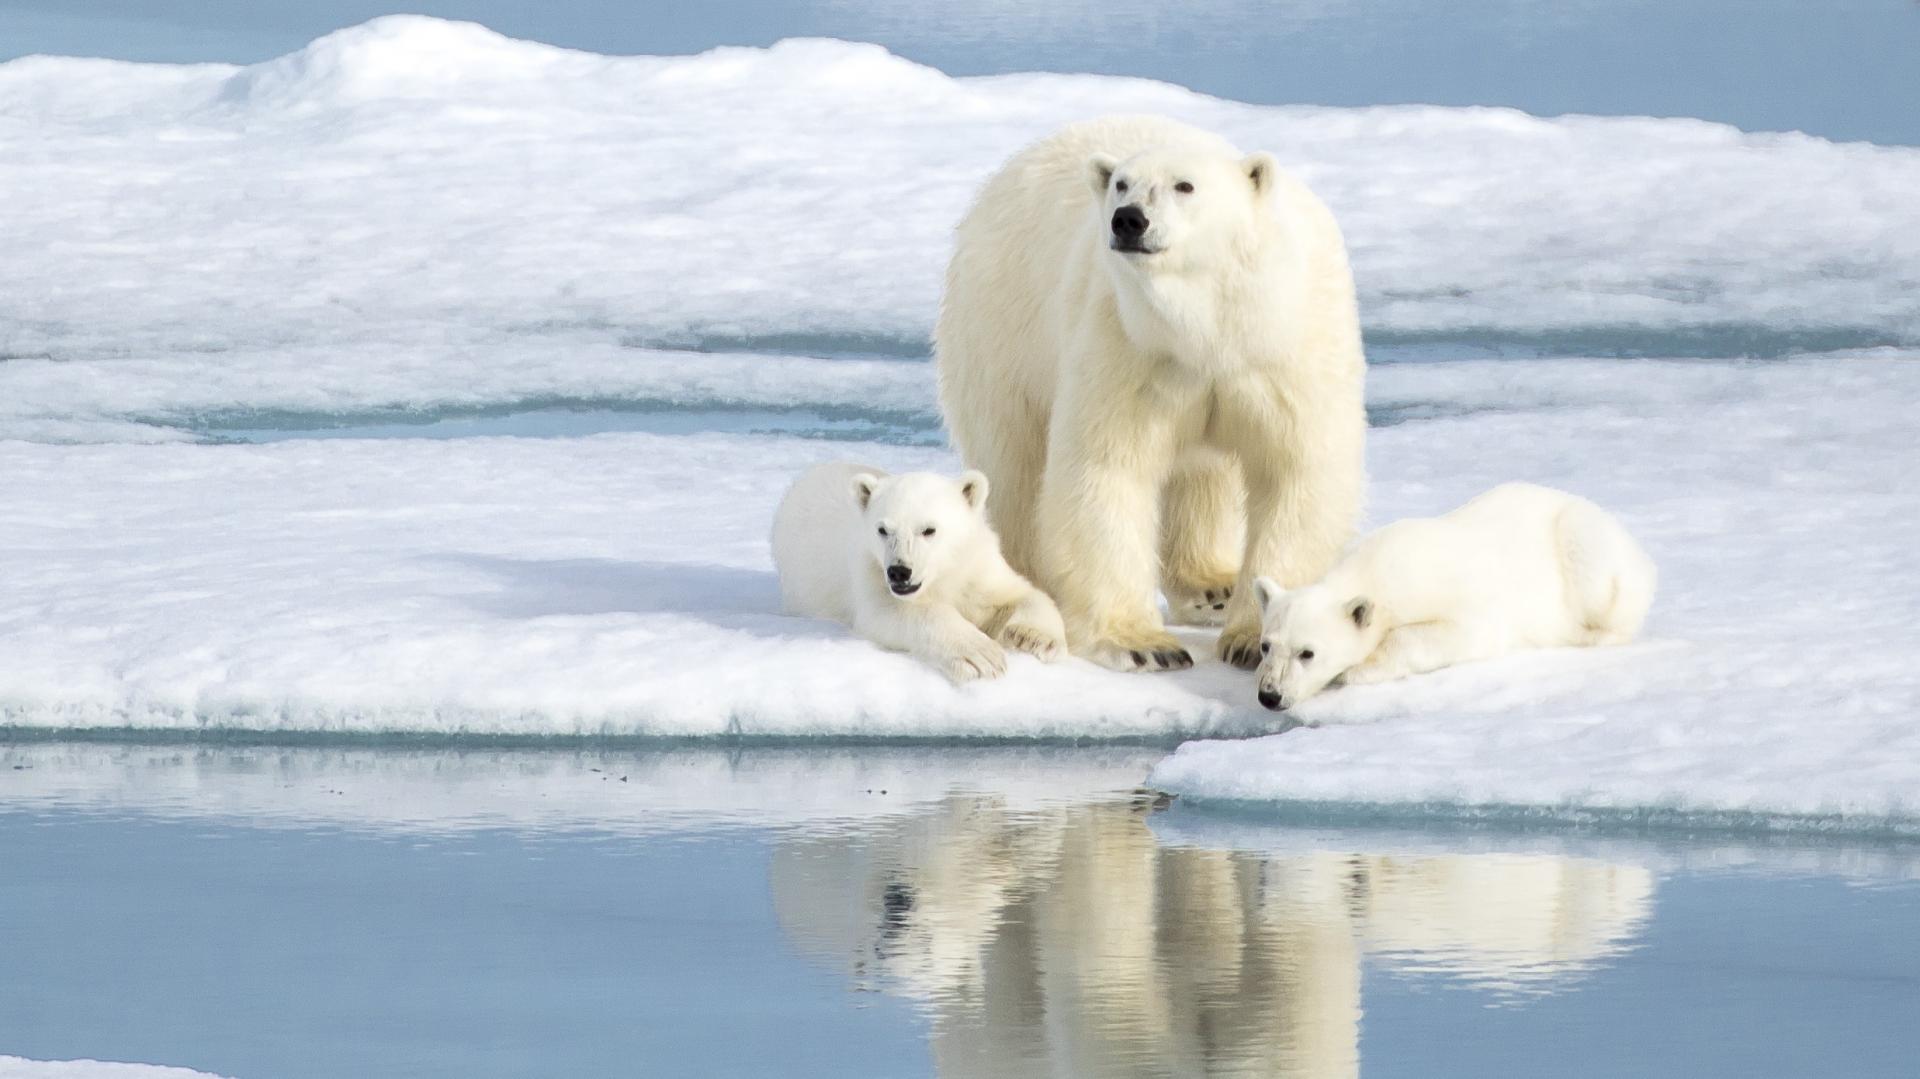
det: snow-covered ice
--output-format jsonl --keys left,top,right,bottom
{"left": 0, "top": 1060, "right": 229, "bottom": 1079}
{"left": 4, "top": 353, "right": 1915, "bottom": 828}
{"left": 1150, "top": 355, "right": 1920, "bottom": 830}
{"left": 2, "top": 17, "right": 1917, "bottom": 832}
{"left": 0, "top": 430, "right": 1273, "bottom": 740}
{"left": 4, "top": 15, "right": 1920, "bottom": 442}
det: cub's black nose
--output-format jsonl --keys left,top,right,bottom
{"left": 1111, "top": 205, "right": 1148, "bottom": 239}
{"left": 886, "top": 564, "right": 912, "bottom": 584}
{"left": 1257, "top": 688, "right": 1283, "bottom": 711}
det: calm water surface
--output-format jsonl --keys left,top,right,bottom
{"left": 3, "top": 744, "right": 1917, "bottom": 1077}
{"left": 2, "top": 0, "right": 1916, "bottom": 145}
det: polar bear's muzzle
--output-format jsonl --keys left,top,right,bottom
{"left": 886, "top": 562, "right": 921, "bottom": 596}
{"left": 1109, "top": 205, "right": 1160, "bottom": 255}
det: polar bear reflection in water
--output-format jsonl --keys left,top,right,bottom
{"left": 772, "top": 796, "right": 1651, "bottom": 1077}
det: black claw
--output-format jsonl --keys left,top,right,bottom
{"left": 1130, "top": 650, "right": 1147, "bottom": 667}
{"left": 1203, "top": 590, "right": 1217, "bottom": 602}
{"left": 1212, "top": 603, "right": 1225, "bottom": 610}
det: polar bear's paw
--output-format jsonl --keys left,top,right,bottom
{"left": 998, "top": 618, "right": 1066, "bottom": 662}
{"left": 1085, "top": 629, "right": 1194, "bottom": 673}
{"left": 939, "top": 634, "right": 1009, "bottom": 683}
{"left": 1217, "top": 623, "right": 1265, "bottom": 671}
{"left": 1166, "top": 582, "right": 1233, "bottom": 627}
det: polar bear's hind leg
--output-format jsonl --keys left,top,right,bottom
{"left": 1555, "top": 500, "right": 1657, "bottom": 646}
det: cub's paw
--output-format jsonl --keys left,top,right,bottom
{"left": 1084, "top": 628, "right": 1193, "bottom": 673}
{"left": 1165, "top": 582, "right": 1234, "bottom": 627}
{"left": 939, "top": 634, "right": 1009, "bottom": 683}
{"left": 998, "top": 619, "right": 1066, "bottom": 662}
{"left": 1217, "top": 623, "right": 1264, "bottom": 671}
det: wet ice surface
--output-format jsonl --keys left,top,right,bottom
{"left": 3, "top": 746, "right": 1918, "bottom": 1079}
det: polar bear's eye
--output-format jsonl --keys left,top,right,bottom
{"left": 1260, "top": 642, "right": 1271, "bottom": 655}
{"left": 1297, "top": 649, "right": 1315, "bottom": 662}
{"left": 1174, "top": 181, "right": 1194, "bottom": 194}
{"left": 921, "top": 527, "right": 936, "bottom": 537}
{"left": 1115, "top": 180, "right": 1128, "bottom": 194}
{"left": 877, "top": 526, "right": 889, "bottom": 537}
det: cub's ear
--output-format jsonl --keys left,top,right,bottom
{"left": 1348, "top": 596, "right": 1373, "bottom": 629}
{"left": 957, "top": 469, "right": 990, "bottom": 512}
{"left": 1252, "top": 576, "right": 1287, "bottom": 613}
{"left": 850, "top": 472, "right": 881, "bottom": 510}
{"left": 1088, "top": 152, "right": 1119, "bottom": 197}
{"left": 1243, "top": 151, "right": 1279, "bottom": 198}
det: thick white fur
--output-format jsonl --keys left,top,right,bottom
{"left": 1252, "top": 483, "right": 1658, "bottom": 709}
{"left": 935, "top": 115, "right": 1366, "bottom": 673}
{"left": 771, "top": 462, "right": 1068, "bottom": 682}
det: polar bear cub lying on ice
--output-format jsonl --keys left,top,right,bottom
{"left": 772, "top": 462, "right": 1068, "bottom": 682}
{"left": 1251, "top": 483, "right": 1656, "bottom": 710}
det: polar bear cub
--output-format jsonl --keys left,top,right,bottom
{"left": 1251, "top": 483, "right": 1656, "bottom": 710}
{"left": 771, "top": 462, "right": 1068, "bottom": 682}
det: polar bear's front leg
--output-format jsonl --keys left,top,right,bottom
{"left": 1160, "top": 450, "right": 1244, "bottom": 627}
{"left": 1342, "top": 621, "right": 1473, "bottom": 686}
{"left": 995, "top": 587, "right": 1068, "bottom": 661}
{"left": 968, "top": 554, "right": 1069, "bottom": 662}
{"left": 859, "top": 600, "right": 1009, "bottom": 684}
{"left": 1217, "top": 388, "right": 1365, "bottom": 669}
{"left": 1036, "top": 376, "right": 1189, "bottom": 673}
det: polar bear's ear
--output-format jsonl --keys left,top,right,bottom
{"left": 1088, "top": 153, "right": 1119, "bottom": 197}
{"left": 1252, "top": 576, "right": 1287, "bottom": 613}
{"left": 958, "top": 470, "right": 990, "bottom": 512}
{"left": 1347, "top": 596, "right": 1374, "bottom": 629}
{"left": 1243, "top": 152, "right": 1280, "bottom": 198}
{"left": 851, "top": 473, "right": 881, "bottom": 510}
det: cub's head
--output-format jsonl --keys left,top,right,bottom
{"left": 850, "top": 469, "right": 991, "bottom": 602}
{"left": 1251, "top": 577, "right": 1377, "bottom": 711}
{"left": 1088, "top": 144, "right": 1281, "bottom": 274}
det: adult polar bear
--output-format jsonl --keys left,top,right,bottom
{"left": 936, "top": 115, "right": 1366, "bottom": 672}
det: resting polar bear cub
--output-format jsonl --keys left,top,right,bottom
{"left": 937, "top": 115, "right": 1366, "bottom": 674}
{"left": 1252, "top": 484, "right": 1656, "bottom": 710}
{"left": 771, "top": 462, "right": 1067, "bottom": 682}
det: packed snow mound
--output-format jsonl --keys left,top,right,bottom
{"left": 213, "top": 16, "right": 597, "bottom": 110}
{"left": 2, "top": 15, "right": 1918, "bottom": 429}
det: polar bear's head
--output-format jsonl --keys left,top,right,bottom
{"left": 1251, "top": 577, "right": 1379, "bottom": 710}
{"left": 1088, "top": 144, "right": 1281, "bottom": 273}
{"left": 850, "top": 469, "right": 991, "bottom": 601}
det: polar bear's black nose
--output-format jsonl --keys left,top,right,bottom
{"left": 886, "top": 564, "right": 912, "bottom": 584}
{"left": 1111, "top": 205, "right": 1149, "bottom": 240}
{"left": 1257, "top": 688, "right": 1284, "bottom": 711}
